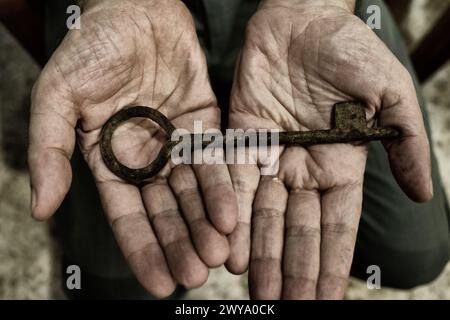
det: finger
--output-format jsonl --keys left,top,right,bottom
{"left": 142, "top": 179, "right": 209, "bottom": 288}
{"left": 380, "top": 77, "right": 432, "bottom": 203}
{"left": 282, "top": 189, "right": 321, "bottom": 300}
{"left": 317, "top": 183, "right": 363, "bottom": 300}
{"left": 97, "top": 178, "right": 176, "bottom": 298}
{"left": 249, "top": 177, "right": 288, "bottom": 300}
{"left": 226, "top": 163, "right": 260, "bottom": 274}
{"left": 169, "top": 165, "right": 229, "bottom": 267}
{"left": 194, "top": 163, "right": 238, "bottom": 234}
{"left": 28, "top": 66, "right": 77, "bottom": 220}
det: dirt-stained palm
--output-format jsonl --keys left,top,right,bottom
{"left": 28, "top": 0, "right": 237, "bottom": 298}
{"left": 226, "top": 1, "right": 432, "bottom": 299}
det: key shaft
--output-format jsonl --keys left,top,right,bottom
{"left": 100, "top": 102, "right": 400, "bottom": 184}
{"left": 186, "top": 101, "right": 398, "bottom": 149}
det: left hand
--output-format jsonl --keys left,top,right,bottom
{"left": 29, "top": 0, "right": 238, "bottom": 297}
{"left": 226, "top": 0, "right": 432, "bottom": 299}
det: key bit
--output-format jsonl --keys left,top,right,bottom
{"left": 100, "top": 102, "right": 400, "bottom": 184}
{"left": 276, "top": 101, "right": 399, "bottom": 146}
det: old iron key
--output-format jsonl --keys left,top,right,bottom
{"left": 100, "top": 101, "right": 400, "bottom": 184}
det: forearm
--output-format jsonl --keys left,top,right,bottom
{"left": 260, "top": 0, "right": 356, "bottom": 13}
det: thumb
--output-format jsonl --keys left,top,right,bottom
{"left": 379, "top": 72, "right": 433, "bottom": 203}
{"left": 28, "top": 64, "right": 77, "bottom": 220}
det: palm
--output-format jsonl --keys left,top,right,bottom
{"left": 231, "top": 6, "right": 374, "bottom": 186}
{"left": 52, "top": 4, "right": 217, "bottom": 176}
{"left": 30, "top": 0, "right": 236, "bottom": 298}
{"left": 227, "top": 5, "right": 419, "bottom": 299}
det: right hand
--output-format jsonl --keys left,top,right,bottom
{"left": 29, "top": 0, "right": 237, "bottom": 298}
{"left": 226, "top": 0, "right": 432, "bottom": 299}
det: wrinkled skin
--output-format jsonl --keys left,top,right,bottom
{"left": 226, "top": 1, "right": 432, "bottom": 299}
{"left": 28, "top": 0, "right": 238, "bottom": 298}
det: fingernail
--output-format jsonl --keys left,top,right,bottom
{"left": 429, "top": 178, "right": 434, "bottom": 198}
{"left": 31, "top": 188, "right": 37, "bottom": 213}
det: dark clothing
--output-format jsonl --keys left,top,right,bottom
{"left": 44, "top": 0, "right": 449, "bottom": 298}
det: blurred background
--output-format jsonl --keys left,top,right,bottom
{"left": 1, "top": 0, "right": 450, "bottom": 299}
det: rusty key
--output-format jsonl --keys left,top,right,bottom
{"left": 100, "top": 101, "right": 400, "bottom": 184}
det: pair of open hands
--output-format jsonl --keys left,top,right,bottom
{"left": 29, "top": 0, "right": 432, "bottom": 299}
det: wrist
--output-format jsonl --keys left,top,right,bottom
{"left": 77, "top": 0, "right": 161, "bottom": 12}
{"left": 75, "top": 0, "right": 99, "bottom": 10}
{"left": 260, "top": 0, "right": 355, "bottom": 13}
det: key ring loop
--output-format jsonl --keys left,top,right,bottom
{"left": 100, "top": 106, "right": 177, "bottom": 185}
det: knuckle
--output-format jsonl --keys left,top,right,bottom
{"left": 321, "top": 222, "right": 357, "bottom": 240}
{"left": 253, "top": 208, "right": 284, "bottom": 219}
